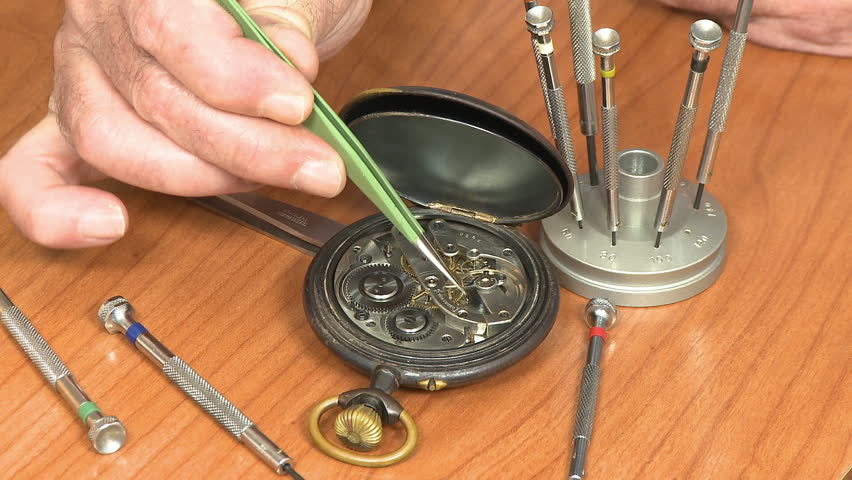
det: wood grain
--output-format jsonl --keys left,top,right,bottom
{"left": 1, "top": 1, "right": 850, "bottom": 479}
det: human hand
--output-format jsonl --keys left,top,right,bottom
{"left": 658, "top": 0, "right": 852, "bottom": 57}
{"left": 0, "top": 0, "right": 371, "bottom": 248}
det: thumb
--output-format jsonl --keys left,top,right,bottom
{"left": 240, "top": 0, "right": 321, "bottom": 82}
{"left": 0, "top": 115, "right": 129, "bottom": 248}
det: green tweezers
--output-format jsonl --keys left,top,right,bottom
{"left": 212, "top": 0, "right": 462, "bottom": 290}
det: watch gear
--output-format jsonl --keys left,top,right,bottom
{"left": 383, "top": 307, "right": 438, "bottom": 342}
{"left": 342, "top": 264, "right": 414, "bottom": 313}
{"left": 332, "top": 217, "right": 531, "bottom": 350}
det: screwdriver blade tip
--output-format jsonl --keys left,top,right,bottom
{"left": 654, "top": 232, "right": 662, "bottom": 248}
{"left": 578, "top": 220, "right": 584, "bottom": 229}
{"left": 693, "top": 184, "right": 705, "bottom": 209}
{"left": 283, "top": 464, "right": 305, "bottom": 480}
{"left": 611, "top": 232, "right": 616, "bottom": 246}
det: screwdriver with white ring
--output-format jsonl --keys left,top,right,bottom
{"left": 525, "top": 5, "right": 586, "bottom": 229}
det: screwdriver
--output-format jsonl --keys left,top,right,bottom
{"left": 568, "top": 298, "right": 617, "bottom": 480}
{"left": 593, "top": 28, "right": 622, "bottom": 246}
{"left": 525, "top": 5, "right": 586, "bottom": 229}
{"left": 653, "top": 20, "right": 722, "bottom": 248}
{"left": 693, "top": 0, "right": 754, "bottom": 209}
{"left": 566, "top": 0, "right": 600, "bottom": 186}
{"left": 99, "top": 297, "right": 303, "bottom": 478}
{"left": 524, "top": 0, "right": 553, "bottom": 134}
{"left": 0, "top": 289, "right": 126, "bottom": 454}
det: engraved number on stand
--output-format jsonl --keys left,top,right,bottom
{"left": 694, "top": 235, "right": 709, "bottom": 248}
{"left": 561, "top": 228, "right": 574, "bottom": 240}
{"left": 599, "top": 250, "right": 616, "bottom": 261}
{"left": 703, "top": 203, "right": 717, "bottom": 217}
{"left": 650, "top": 254, "right": 673, "bottom": 264}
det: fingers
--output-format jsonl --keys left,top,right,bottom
{"left": 657, "top": 0, "right": 852, "bottom": 57}
{"left": 52, "top": 44, "right": 262, "bottom": 196}
{"left": 71, "top": 25, "right": 344, "bottom": 197}
{"left": 305, "top": 0, "right": 373, "bottom": 60}
{"left": 120, "top": 0, "right": 316, "bottom": 125}
{"left": 124, "top": 64, "right": 345, "bottom": 196}
{"left": 243, "top": 2, "right": 320, "bottom": 81}
{"left": 746, "top": 15, "right": 852, "bottom": 57}
{"left": 0, "top": 115, "right": 128, "bottom": 248}
{"left": 656, "top": 0, "right": 776, "bottom": 18}
{"left": 240, "top": 0, "right": 373, "bottom": 61}
{"left": 123, "top": 57, "right": 344, "bottom": 196}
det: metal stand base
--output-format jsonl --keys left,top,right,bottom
{"left": 541, "top": 149, "right": 727, "bottom": 307}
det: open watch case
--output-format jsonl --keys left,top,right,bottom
{"left": 194, "top": 87, "right": 572, "bottom": 466}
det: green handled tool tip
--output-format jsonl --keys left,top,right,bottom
{"left": 213, "top": 0, "right": 463, "bottom": 291}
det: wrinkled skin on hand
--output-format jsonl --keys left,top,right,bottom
{"left": 0, "top": 0, "right": 371, "bottom": 248}
{"left": 659, "top": 0, "right": 852, "bottom": 57}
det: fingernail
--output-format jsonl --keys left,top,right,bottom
{"left": 78, "top": 205, "right": 126, "bottom": 240}
{"left": 261, "top": 94, "right": 310, "bottom": 124}
{"left": 293, "top": 155, "right": 345, "bottom": 198}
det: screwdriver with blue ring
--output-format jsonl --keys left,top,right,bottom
{"left": 99, "top": 297, "right": 304, "bottom": 478}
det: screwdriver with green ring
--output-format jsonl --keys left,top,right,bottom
{"left": 0, "top": 289, "right": 126, "bottom": 455}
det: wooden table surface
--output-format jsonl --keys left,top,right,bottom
{"left": 1, "top": 1, "right": 850, "bottom": 479}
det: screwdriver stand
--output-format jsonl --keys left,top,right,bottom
{"left": 541, "top": 148, "right": 727, "bottom": 306}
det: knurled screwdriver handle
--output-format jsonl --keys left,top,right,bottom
{"left": 163, "top": 356, "right": 252, "bottom": 438}
{"left": 527, "top": 17, "right": 572, "bottom": 172}
{"left": 98, "top": 297, "right": 301, "bottom": 478}
{"left": 0, "top": 289, "right": 126, "bottom": 454}
{"left": 654, "top": 20, "right": 722, "bottom": 244}
{"left": 526, "top": 5, "right": 585, "bottom": 227}
{"left": 708, "top": 31, "right": 747, "bottom": 134}
{"left": 696, "top": 31, "right": 748, "bottom": 185}
{"left": 573, "top": 363, "right": 601, "bottom": 442}
{"left": 569, "top": 363, "right": 601, "bottom": 479}
{"left": 663, "top": 104, "right": 698, "bottom": 192}
{"left": 567, "top": 0, "right": 596, "bottom": 86}
{"left": 547, "top": 86, "right": 580, "bottom": 176}
{"left": 693, "top": 0, "right": 752, "bottom": 208}
{"left": 546, "top": 85, "right": 587, "bottom": 223}
{"left": 654, "top": 104, "right": 698, "bottom": 239}
{"left": 569, "top": 298, "right": 617, "bottom": 479}
{"left": 601, "top": 105, "right": 620, "bottom": 193}
{"left": 593, "top": 27, "right": 622, "bottom": 242}
{"left": 526, "top": 7, "right": 554, "bottom": 115}
{"left": 161, "top": 356, "right": 296, "bottom": 475}
{"left": 601, "top": 104, "right": 620, "bottom": 242}
{"left": 567, "top": 0, "right": 599, "bottom": 144}
{"left": 530, "top": 33, "right": 553, "bottom": 126}
{"left": 1, "top": 303, "right": 70, "bottom": 385}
